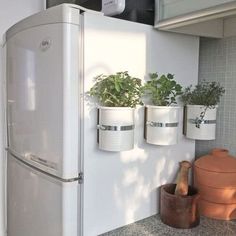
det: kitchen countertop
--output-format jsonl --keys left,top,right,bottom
{"left": 100, "top": 214, "right": 236, "bottom": 236}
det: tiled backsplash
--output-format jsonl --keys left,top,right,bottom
{"left": 196, "top": 37, "right": 236, "bottom": 157}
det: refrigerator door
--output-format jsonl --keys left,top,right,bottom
{"left": 7, "top": 153, "right": 79, "bottom": 236}
{"left": 6, "top": 20, "right": 80, "bottom": 179}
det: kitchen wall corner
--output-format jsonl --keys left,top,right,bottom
{"left": 196, "top": 35, "right": 236, "bottom": 157}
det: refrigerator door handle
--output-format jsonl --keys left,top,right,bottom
{"left": 25, "top": 153, "right": 58, "bottom": 170}
{"left": 8, "top": 149, "right": 81, "bottom": 183}
{"left": 8, "top": 148, "right": 58, "bottom": 171}
{"left": 7, "top": 100, "right": 13, "bottom": 127}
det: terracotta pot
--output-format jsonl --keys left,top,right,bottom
{"left": 160, "top": 184, "right": 200, "bottom": 229}
{"left": 198, "top": 199, "right": 236, "bottom": 220}
{"left": 195, "top": 181, "right": 236, "bottom": 204}
{"left": 194, "top": 169, "right": 236, "bottom": 188}
{"left": 194, "top": 148, "right": 236, "bottom": 220}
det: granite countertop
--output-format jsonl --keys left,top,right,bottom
{"left": 100, "top": 214, "right": 236, "bottom": 236}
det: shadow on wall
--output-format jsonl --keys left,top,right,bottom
{"left": 104, "top": 107, "right": 194, "bottom": 224}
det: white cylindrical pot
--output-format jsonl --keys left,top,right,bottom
{"left": 186, "top": 105, "right": 217, "bottom": 140}
{"left": 98, "top": 107, "right": 135, "bottom": 151}
{"left": 145, "top": 105, "right": 180, "bottom": 145}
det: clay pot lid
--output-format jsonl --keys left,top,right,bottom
{"left": 194, "top": 148, "right": 236, "bottom": 173}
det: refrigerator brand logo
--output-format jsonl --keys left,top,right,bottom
{"left": 40, "top": 39, "right": 51, "bottom": 51}
{"left": 103, "top": 0, "right": 115, "bottom": 6}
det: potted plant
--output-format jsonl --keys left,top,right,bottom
{"left": 142, "top": 73, "right": 182, "bottom": 145}
{"left": 89, "top": 71, "right": 143, "bottom": 151}
{"left": 181, "top": 81, "right": 225, "bottom": 140}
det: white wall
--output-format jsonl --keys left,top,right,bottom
{"left": 0, "top": 1, "right": 44, "bottom": 235}
{"left": 83, "top": 13, "right": 199, "bottom": 236}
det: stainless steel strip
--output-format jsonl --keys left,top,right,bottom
{"left": 146, "top": 121, "right": 178, "bottom": 127}
{"left": 97, "top": 124, "right": 135, "bottom": 131}
{"left": 188, "top": 119, "right": 216, "bottom": 125}
{"left": 7, "top": 149, "right": 79, "bottom": 183}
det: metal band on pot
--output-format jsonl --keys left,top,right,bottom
{"left": 146, "top": 121, "right": 179, "bottom": 127}
{"left": 97, "top": 124, "right": 135, "bottom": 131}
{"left": 188, "top": 119, "right": 216, "bottom": 125}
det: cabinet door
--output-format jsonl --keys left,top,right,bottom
{"left": 157, "top": 0, "right": 235, "bottom": 21}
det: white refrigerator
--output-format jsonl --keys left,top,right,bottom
{"left": 6, "top": 4, "right": 85, "bottom": 236}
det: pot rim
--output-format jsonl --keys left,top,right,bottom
{"left": 186, "top": 105, "right": 218, "bottom": 108}
{"left": 211, "top": 148, "right": 229, "bottom": 157}
{"left": 194, "top": 181, "right": 236, "bottom": 190}
{"left": 98, "top": 106, "right": 135, "bottom": 110}
{"left": 194, "top": 165, "right": 236, "bottom": 174}
{"left": 161, "top": 183, "right": 199, "bottom": 198}
{"left": 145, "top": 105, "right": 181, "bottom": 109}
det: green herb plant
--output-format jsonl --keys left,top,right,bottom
{"left": 181, "top": 81, "right": 225, "bottom": 128}
{"left": 89, "top": 71, "right": 143, "bottom": 108}
{"left": 142, "top": 73, "right": 182, "bottom": 106}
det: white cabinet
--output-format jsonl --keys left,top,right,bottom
{"left": 155, "top": 0, "right": 236, "bottom": 38}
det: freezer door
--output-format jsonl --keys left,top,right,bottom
{"left": 6, "top": 22, "right": 80, "bottom": 179}
{"left": 7, "top": 153, "right": 80, "bottom": 236}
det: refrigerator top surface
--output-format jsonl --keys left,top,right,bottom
{"left": 5, "top": 3, "right": 102, "bottom": 42}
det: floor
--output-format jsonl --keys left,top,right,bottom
{"left": 100, "top": 214, "right": 236, "bottom": 236}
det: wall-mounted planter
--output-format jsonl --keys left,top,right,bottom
{"left": 97, "top": 107, "right": 135, "bottom": 152}
{"left": 185, "top": 105, "right": 217, "bottom": 140}
{"left": 145, "top": 106, "right": 180, "bottom": 145}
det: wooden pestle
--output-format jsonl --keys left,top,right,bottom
{"left": 175, "top": 161, "right": 192, "bottom": 196}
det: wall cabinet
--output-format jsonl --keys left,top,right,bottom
{"left": 155, "top": 0, "right": 236, "bottom": 38}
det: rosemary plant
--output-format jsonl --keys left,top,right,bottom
{"left": 181, "top": 81, "right": 225, "bottom": 128}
